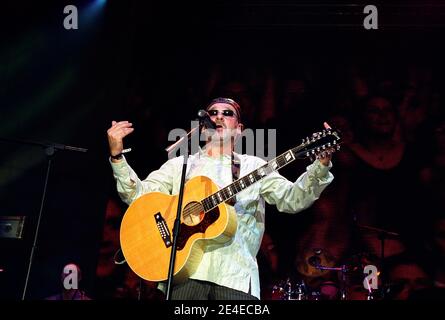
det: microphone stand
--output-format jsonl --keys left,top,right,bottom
{"left": 164, "top": 120, "right": 201, "bottom": 300}
{"left": 377, "top": 231, "right": 389, "bottom": 299}
{"left": 357, "top": 223, "right": 400, "bottom": 300}
{"left": 0, "top": 137, "right": 87, "bottom": 300}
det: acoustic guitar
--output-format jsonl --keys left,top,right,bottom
{"left": 119, "top": 126, "right": 341, "bottom": 283}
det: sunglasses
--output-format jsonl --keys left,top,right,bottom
{"left": 208, "top": 109, "right": 236, "bottom": 118}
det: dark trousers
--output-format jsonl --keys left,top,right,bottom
{"left": 172, "top": 279, "right": 258, "bottom": 300}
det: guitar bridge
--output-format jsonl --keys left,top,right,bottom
{"left": 154, "top": 213, "right": 172, "bottom": 248}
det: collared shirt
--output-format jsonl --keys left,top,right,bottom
{"left": 110, "top": 150, "right": 333, "bottom": 299}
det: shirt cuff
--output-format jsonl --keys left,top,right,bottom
{"left": 307, "top": 159, "right": 332, "bottom": 179}
{"left": 109, "top": 155, "right": 130, "bottom": 175}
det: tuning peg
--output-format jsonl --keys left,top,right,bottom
{"left": 333, "top": 140, "right": 337, "bottom": 145}
{"left": 312, "top": 132, "right": 322, "bottom": 140}
{"left": 323, "top": 122, "right": 332, "bottom": 129}
{"left": 336, "top": 145, "right": 341, "bottom": 151}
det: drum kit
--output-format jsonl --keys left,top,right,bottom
{"left": 270, "top": 248, "right": 379, "bottom": 300}
{"left": 269, "top": 224, "right": 401, "bottom": 301}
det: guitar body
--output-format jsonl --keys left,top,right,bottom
{"left": 120, "top": 175, "right": 238, "bottom": 283}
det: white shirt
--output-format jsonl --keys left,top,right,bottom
{"left": 110, "top": 150, "right": 333, "bottom": 299}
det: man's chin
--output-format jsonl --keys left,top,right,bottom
{"left": 208, "top": 133, "right": 234, "bottom": 144}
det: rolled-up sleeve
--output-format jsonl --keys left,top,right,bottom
{"left": 110, "top": 156, "right": 179, "bottom": 205}
{"left": 260, "top": 159, "right": 334, "bottom": 213}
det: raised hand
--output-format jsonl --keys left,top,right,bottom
{"left": 107, "top": 121, "right": 134, "bottom": 159}
{"left": 318, "top": 122, "right": 336, "bottom": 166}
{"left": 318, "top": 149, "right": 333, "bottom": 166}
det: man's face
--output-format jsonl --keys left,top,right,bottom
{"left": 206, "top": 103, "right": 241, "bottom": 142}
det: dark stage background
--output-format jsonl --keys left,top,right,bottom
{"left": 1, "top": 0, "right": 445, "bottom": 300}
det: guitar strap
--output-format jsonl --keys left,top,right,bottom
{"left": 226, "top": 152, "right": 240, "bottom": 206}
{"left": 231, "top": 152, "right": 240, "bottom": 181}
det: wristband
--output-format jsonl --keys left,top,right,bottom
{"left": 110, "top": 153, "right": 123, "bottom": 160}
{"left": 110, "top": 148, "right": 131, "bottom": 160}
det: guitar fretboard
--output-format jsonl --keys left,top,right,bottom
{"left": 201, "top": 149, "right": 299, "bottom": 212}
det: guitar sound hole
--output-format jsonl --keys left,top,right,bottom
{"left": 182, "top": 201, "right": 205, "bottom": 226}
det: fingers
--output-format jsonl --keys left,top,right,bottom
{"left": 317, "top": 151, "right": 332, "bottom": 166}
{"left": 110, "top": 120, "right": 132, "bottom": 130}
{"left": 108, "top": 121, "right": 134, "bottom": 137}
{"left": 120, "top": 127, "right": 134, "bottom": 138}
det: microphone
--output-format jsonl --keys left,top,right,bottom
{"left": 197, "top": 109, "right": 217, "bottom": 129}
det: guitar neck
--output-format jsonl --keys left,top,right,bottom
{"left": 201, "top": 146, "right": 304, "bottom": 212}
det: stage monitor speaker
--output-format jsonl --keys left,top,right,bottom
{"left": 0, "top": 216, "right": 25, "bottom": 239}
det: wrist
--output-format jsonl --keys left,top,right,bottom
{"left": 110, "top": 153, "right": 123, "bottom": 161}
{"left": 110, "top": 148, "right": 131, "bottom": 162}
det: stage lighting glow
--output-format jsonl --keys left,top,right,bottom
{"left": 94, "top": 0, "right": 107, "bottom": 7}
{"left": 81, "top": 0, "right": 107, "bottom": 28}
{"left": 85, "top": 0, "right": 107, "bottom": 12}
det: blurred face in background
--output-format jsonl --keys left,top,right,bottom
{"left": 283, "top": 79, "right": 306, "bottom": 112}
{"left": 363, "top": 97, "right": 397, "bottom": 138}
{"left": 388, "top": 263, "right": 431, "bottom": 300}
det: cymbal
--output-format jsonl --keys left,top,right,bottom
{"left": 296, "top": 248, "right": 337, "bottom": 278}
{"left": 357, "top": 224, "right": 400, "bottom": 238}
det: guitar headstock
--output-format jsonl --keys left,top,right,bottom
{"left": 293, "top": 124, "right": 342, "bottom": 161}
